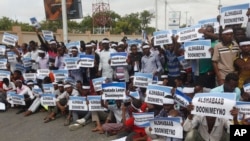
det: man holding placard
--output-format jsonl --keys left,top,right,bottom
{"left": 212, "top": 28, "right": 240, "bottom": 85}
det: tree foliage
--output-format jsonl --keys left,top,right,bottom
{"left": 0, "top": 10, "right": 157, "bottom": 35}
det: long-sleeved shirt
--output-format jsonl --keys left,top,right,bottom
{"left": 183, "top": 115, "right": 231, "bottom": 141}
{"left": 16, "top": 85, "right": 34, "bottom": 99}
{"left": 141, "top": 52, "right": 162, "bottom": 74}
{"left": 56, "top": 89, "right": 79, "bottom": 102}
{"left": 98, "top": 48, "right": 116, "bottom": 79}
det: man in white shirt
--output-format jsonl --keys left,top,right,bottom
{"left": 98, "top": 38, "right": 116, "bottom": 81}
{"left": 15, "top": 79, "right": 34, "bottom": 114}
{"left": 56, "top": 84, "right": 79, "bottom": 126}
{"left": 183, "top": 104, "right": 239, "bottom": 141}
{"left": 36, "top": 48, "right": 49, "bottom": 69}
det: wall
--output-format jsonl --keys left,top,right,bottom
{"left": 0, "top": 26, "right": 144, "bottom": 45}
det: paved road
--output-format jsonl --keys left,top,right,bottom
{"left": 0, "top": 108, "right": 117, "bottom": 141}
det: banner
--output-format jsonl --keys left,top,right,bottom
{"left": 33, "top": 88, "right": 43, "bottom": 96}
{"left": 174, "top": 89, "right": 192, "bottom": 107}
{"left": 42, "top": 83, "right": 54, "bottom": 94}
{"left": 79, "top": 54, "right": 95, "bottom": 68}
{"left": 64, "top": 57, "right": 79, "bottom": 70}
{"left": 42, "top": 30, "right": 54, "bottom": 42}
{"left": 68, "top": 96, "right": 88, "bottom": 111}
{"left": 9, "top": 93, "right": 25, "bottom": 105}
{"left": 87, "top": 95, "right": 107, "bottom": 111}
{"left": 243, "top": 83, "right": 250, "bottom": 93}
{"left": 2, "top": 32, "right": 18, "bottom": 46}
{"left": 220, "top": 3, "right": 250, "bottom": 27}
{"left": 177, "top": 56, "right": 192, "bottom": 69}
{"left": 102, "top": 82, "right": 126, "bottom": 100}
{"left": 37, "top": 69, "right": 50, "bottom": 79}
{"left": 133, "top": 72, "right": 153, "bottom": 88}
{"left": 30, "top": 17, "right": 41, "bottom": 29}
{"left": 0, "top": 45, "right": 6, "bottom": 55}
{"left": 23, "top": 73, "right": 37, "bottom": 82}
{"left": 65, "top": 41, "right": 81, "bottom": 52}
{"left": 145, "top": 84, "right": 172, "bottom": 105}
{"left": 15, "top": 64, "right": 26, "bottom": 73}
{"left": 41, "top": 94, "right": 56, "bottom": 106}
{"left": 44, "top": 0, "right": 83, "bottom": 20}
{"left": 110, "top": 52, "right": 128, "bottom": 66}
{"left": 153, "top": 30, "right": 173, "bottom": 46}
{"left": 133, "top": 112, "right": 154, "bottom": 127}
{"left": 0, "top": 59, "right": 7, "bottom": 70}
{"left": 191, "top": 93, "right": 236, "bottom": 119}
{"left": 0, "top": 70, "right": 10, "bottom": 81}
{"left": 184, "top": 40, "right": 211, "bottom": 59}
{"left": 198, "top": 18, "right": 219, "bottom": 34}
{"left": 92, "top": 77, "right": 106, "bottom": 92}
{"left": 126, "top": 91, "right": 140, "bottom": 100}
{"left": 7, "top": 51, "right": 16, "bottom": 62}
{"left": 150, "top": 117, "right": 183, "bottom": 139}
{"left": 0, "top": 102, "right": 5, "bottom": 110}
{"left": 236, "top": 101, "right": 250, "bottom": 119}
{"left": 177, "top": 24, "right": 203, "bottom": 43}
{"left": 52, "top": 69, "right": 68, "bottom": 82}
{"left": 22, "top": 57, "right": 32, "bottom": 68}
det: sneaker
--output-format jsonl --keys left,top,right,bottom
{"left": 69, "top": 123, "right": 82, "bottom": 131}
{"left": 76, "top": 118, "right": 86, "bottom": 125}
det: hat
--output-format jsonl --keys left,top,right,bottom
{"left": 27, "top": 82, "right": 34, "bottom": 85}
{"left": 102, "top": 39, "right": 110, "bottom": 44}
{"left": 85, "top": 43, "right": 93, "bottom": 48}
{"left": 82, "top": 85, "right": 90, "bottom": 89}
{"left": 111, "top": 44, "right": 117, "bottom": 47}
{"left": 163, "top": 97, "right": 174, "bottom": 104}
{"left": 38, "top": 49, "right": 45, "bottom": 53}
{"left": 239, "top": 41, "right": 250, "bottom": 46}
{"left": 161, "top": 75, "right": 168, "bottom": 79}
{"left": 52, "top": 82, "right": 58, "bottom": 85}
{"left": 58, "top": 84, "right": 63, "bottom": 87}
{"left": 49, "top": 40, "right": 57, "bottom": 45}
{"left": 183, "top": 87, "right": 195, "bottom": 93}
{"left": 142, "top": 44, "right": 150, "bottom": 49}
{"left": 222, "top": 28, "right": 233, "bottom": 34}
{"left": 118, "top": 41, "right": 124, "bottom": 46}
{"left": 64, "top": 84, "right": 72, "bottom": 89}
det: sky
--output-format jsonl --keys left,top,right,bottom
{"left": 0, "top": 0, "right": 249, "bottom": 30}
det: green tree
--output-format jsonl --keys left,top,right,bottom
{"left": 79, "top": 15, "right": 93, "bottom": 33}
{"left": 0, "top": 17, "right": 13, "bottom": 30}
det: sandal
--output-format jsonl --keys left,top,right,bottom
{"left": 44, "top": 117, "right": 55, "bottom": 123}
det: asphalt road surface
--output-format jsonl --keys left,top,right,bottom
{"left": 0, "top": 108, "right": 117, "bottom": 141}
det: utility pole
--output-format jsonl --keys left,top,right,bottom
{"left": 61, "top": 0, "right": 68, "bottom": 43}
{"left": 155, "top": 0, "right": 158, "bottom": 31}
{"left": 165, "top": 0, "right": 167, "bottom": 30}
{"left": 185, "top": 11, "right": 188, "bottom": 27}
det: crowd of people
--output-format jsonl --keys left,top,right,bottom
{"left": 0, "top": 7, "right": 250, "bottom": 141}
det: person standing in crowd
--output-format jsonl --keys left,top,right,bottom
{"left": 68, "top": 46, "right": 84, "bottom": 83}
{"left": 141, "top": 44, "right": 163, "bottom": 79}
{"left": 234, "top": 39, "right": 250, "bottom": 89}
{"left": 127, "top": 44, "right": 143, "bottom": 76}
{"left": 164, "top": 36, "right": 181, "bottom": 87}
{"left": 82, "top": 42, "right": 100, "bottom": 85}
{"left": 196, "top": 25, "right": 218, "bottom": 89}
{"left": 36, "top": 48, "right": 49, "bottom": 69}
{"left": 212, "top": 28, "right": 240, "bottom": 85}
{"left": 210, "top": 72, "right": 241, "bottom": 101}
{"left": 54, "top": 45, "right": 68, "bottom": 69}
{"left": 98, "top": 38, "right": 116, "bottom": 81}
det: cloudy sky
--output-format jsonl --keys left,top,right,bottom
{"left": 0, "top": 0, "right": 249, "bottom": 30}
